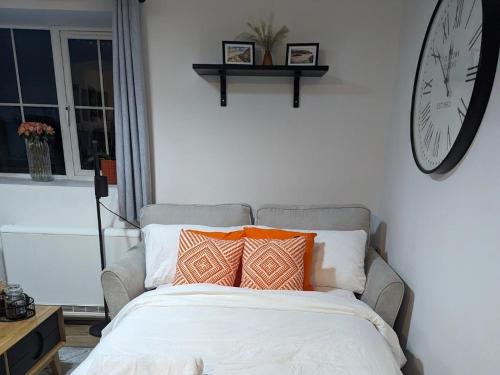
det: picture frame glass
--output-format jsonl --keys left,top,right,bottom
{"left": 224, "top": 43, "right": 254, "bottom": 65}
{"left": 287, "top": 45, "right": 318, "bottom": 66}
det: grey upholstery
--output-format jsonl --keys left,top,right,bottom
{"left": 256, "top": 204, "right": 403, "bottom": 326}
{"left": 140, "top": 203, "right": 252, "bottom": 228}
{"left": 256, "top": 204, "right": 371, "bottom": 246}
{"left": 102, "top": 243, "right": 146, "bottom": 318}
{"left": 361, "top": 248, "right": 404, "bottom": 327}
{"left": 102, "top": 203, "right": 253, "bottom": 318}
{"left": 102, "top": 203, "right": 404, "bottom": 326}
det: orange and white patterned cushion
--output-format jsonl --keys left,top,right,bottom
{"left": 240, "top": 236, "right": 306, "bottom": 290}
{"left": 173, "top": 230, "right": 244, "bottom": 286}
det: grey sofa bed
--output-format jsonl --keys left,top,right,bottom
{"left": 102, "top": 203, "right": 404, "bottom": 327}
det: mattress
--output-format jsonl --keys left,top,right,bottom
{"left": 73, "top": 284, "right": 405, "bottom": 375}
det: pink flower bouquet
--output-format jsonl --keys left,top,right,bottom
{"left": 17, "top": 122, "right": 55, "bottom": 143}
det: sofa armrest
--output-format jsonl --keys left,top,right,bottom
{"left": 101, "top": 242, "right": 146, "bottom": 318}
{"left": 360, "top": 248, "right": 404, "bottom": 327}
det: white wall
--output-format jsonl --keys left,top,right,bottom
{"left": 142, "top": 0, "right": 402, "bottom": 210}
{"left": 378, "top": 1, "right": 500, "bottom": 374}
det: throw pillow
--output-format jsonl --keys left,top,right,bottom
{"left": 240, "top": 236, "right": 307, "bottom": 291}
{"left": 243, "top": 227, "right": 316, "bottom": 291}
{"left": 173, "top": 230, "right": 244, "bottom": 286}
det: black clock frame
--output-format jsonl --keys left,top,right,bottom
{"left": 410, "top": 0, "right": 500, "bottom": 174}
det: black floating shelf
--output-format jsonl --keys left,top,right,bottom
{"left": 193, "top": 64, "right": 329, "bottom": 108}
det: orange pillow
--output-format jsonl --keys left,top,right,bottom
{"left": 173, "top": 230, "right": 244, "bottom": 286}
{"left": 187, "top": 229, "right": 246, "bottom": 286}
{"left": 244, "top": 227, "right": 317, "bottom": 291}
{"left": 187, "top": 229, "right": 245, "bottom": 240}
{"left": 241, "top": 237, "right": 307, "bottom": 290}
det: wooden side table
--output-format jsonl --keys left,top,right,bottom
{"left": 0, "top": 306, "right": 66, "bottom": 375}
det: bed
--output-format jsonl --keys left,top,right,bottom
{"left": 74, "top": 204, "right": 406, "bottom": 374}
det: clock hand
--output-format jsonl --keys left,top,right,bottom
{"left": 445, "top": 40, "right": 454, "bottom": 97}
{"left": 431, "top": 47, "right": 450, "bottom": 96}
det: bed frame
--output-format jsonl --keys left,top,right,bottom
{"left": 101, "top": 204, "right": 404, "bottom": 327}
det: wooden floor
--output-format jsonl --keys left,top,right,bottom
{"left": 64, "top": 324, "right": 99, "bottom": 348}
{"left": 41, "top": 324, "right": 98, "bottom": 374}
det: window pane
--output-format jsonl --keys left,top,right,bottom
{"left": 100, "top": 40, "right": 113, "bottom": 107}
{"left": 69, "top": 39, "right": 101, "bottom": 107}
{"left": 0, "top": 106, "right": 26, "bottom": 173}
{"left": 0, "top": 29, "right": 19, "bottom": 103}
{"left": 23, "top": 107, "right": 65, "bottom": 175}
{"left": 105, "top": 109, "right": 115, "bottom": 159}
{"left": 14, "top": 29, "right": 57, "bottom": 104}
{"left": 75, "top": 108, "right": 106, "bottom": 170}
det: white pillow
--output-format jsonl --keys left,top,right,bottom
{"left": 142, "top": 224, "right": 243, "bottom": 289}
{"left": 250, "top": 226, "right": 367, "bottom": 293}
{"left": 309, "top": 229, "right": 367, "bottom": 293}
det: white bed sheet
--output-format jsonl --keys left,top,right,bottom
{"left": 74, "top": 284, "right": 405, "bottom": 375}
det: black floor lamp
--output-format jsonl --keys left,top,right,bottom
{"left": 89, "top": 140, "right": 111, "bottom": 338}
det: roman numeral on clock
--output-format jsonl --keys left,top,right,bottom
{"left": 466, "top": 65, "right": 478, "bottom": 82}
{"left": 465, "top": 0, "right": 477, "bottom": 29}
{"left": 423, "top": 79, "right": 433, "bottom": 94}
{"left": 454, "top": 0, "right": 464, "bottom": 29}
{"left": 419, "top": 102, "right": 431, "bottom": 130}
{"left": 433, "top": 130, "right": 441, "bottom": 157}
{"left": 447, "top": 125, "right": 452, "bottom": 149}
{"left": 453, "top": 0, "right": 465, "bottom": 29}
{"left": 443, "top": 14, "right": 450, "bottom": 43}
{"left": 424, "top": 122, "right": 435, "bottom": 151}
{"left": 469, "top": 24, "right": 482, "bottom": 50}
{"left": 458, "top": 98, "right": 468, "bottom": 123}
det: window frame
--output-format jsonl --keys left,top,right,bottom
{"left": 0, "top": 24, "right": 112, "bottom": 181}
{"left": 60, "top": 30, "right": 113, "bottom": 177}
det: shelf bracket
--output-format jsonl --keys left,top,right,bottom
{"left": 293, "top": 71, "right": 301, "bottom": 108}
{"left": 219, "top": 70, "right": 227, "bottom": 107}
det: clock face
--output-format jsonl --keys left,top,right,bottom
{"left": 412, "top": 0, "right": 486, "bottom": 173}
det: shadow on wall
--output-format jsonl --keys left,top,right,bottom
{"left": 200, "top": 74, "right": 374, "bottom": 97}
{"left": 371, "top": 217, "right": 423, "bottom": 375}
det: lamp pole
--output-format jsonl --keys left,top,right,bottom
{"left": 89, "top": 140, "right": 111, "bottom": 337}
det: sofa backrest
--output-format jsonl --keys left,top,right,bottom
{"left": 255, "top": 204, "right": 371, "bottom": 246}
{"left": 140, "top": 203, "right": 253, "bottom": 228}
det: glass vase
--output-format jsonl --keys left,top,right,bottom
{"left": 26, "top": 139, "right": 53, "bottom": 181}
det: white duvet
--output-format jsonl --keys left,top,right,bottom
{"left": 73, "top": 284, "right": 406, "bottom": 375}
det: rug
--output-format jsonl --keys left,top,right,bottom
{"left": 40, "top": 346, "right": 92, "bottom": 374}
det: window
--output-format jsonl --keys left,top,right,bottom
{"left": 0, "top": 27, "right": 114, "bottom": 179}
{"left": 62, "top": 32, "right": 115, "bottom": 174}
{"left": 0, "top": 28, "right": 65, "bottom": 174}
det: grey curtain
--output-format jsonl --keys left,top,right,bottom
{"left": 113, "top": 0, "right": 152, "bottom": 221}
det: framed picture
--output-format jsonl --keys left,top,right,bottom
{"left": 222, "top": 41, "right": 255, "bottom": 65}
{"left": 286, "top": 43, "right": 319, "bottom": 66}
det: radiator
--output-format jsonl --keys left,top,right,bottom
{"left": 0, "top": 225, "right": 140, "bottom": 317}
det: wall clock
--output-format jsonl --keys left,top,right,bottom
{"left": 411, "top": 0, "right": 500, "bottom": 174}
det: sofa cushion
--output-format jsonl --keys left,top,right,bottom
{"left": 140, "top": 203, "right": 253, "bottom": 228}
{"left": 255, "top": 205, "right": 370, "bottom": 247}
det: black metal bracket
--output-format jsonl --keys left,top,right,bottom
{"left": 293, "top": 71, "right": 301, "bottom": 108}
{"left": 195, "top": 64, "right": 329, "bottom": 109}
{"left": 216, "top": 69, "right": 308, "bottom": 108}
{"left": 220, "top": 71, "right": 227, "bottom": 107}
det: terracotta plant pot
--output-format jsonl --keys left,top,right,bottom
{"left": 100, "top": 159, "right": 117, "bottom": 185}
{"left": 262, "top": 50, "right": 273, "bottom": 65}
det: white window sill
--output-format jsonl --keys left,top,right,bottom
{"left": 0, "top": 176, "right": 113, "bottom": 188}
